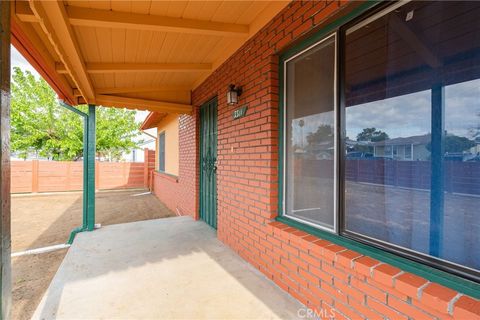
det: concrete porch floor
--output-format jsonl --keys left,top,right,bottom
{"left": 32, "top": 216, "right": 303, "bottom": 319}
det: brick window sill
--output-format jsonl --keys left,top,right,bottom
{"left": 154, "top": 171, "right": 179, "bottom": 183}
{"left": 269, "top": 217, "right": 480, "bottom": 318}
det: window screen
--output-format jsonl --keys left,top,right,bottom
{"left": 284, "top": 35, "right": 337, "bottom": 231}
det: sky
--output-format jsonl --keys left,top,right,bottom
{"left": 11, "top": 46, "right": 39, "bottom": 78}
{"left": 290, "top": 79, "right": 480, "bottom": 146}
{"left": 11, "top": 45, "right": 154, "bottom": 143}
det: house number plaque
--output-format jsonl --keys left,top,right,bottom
{"left": 232, "top": 105, "right": 248, "bottom": 120}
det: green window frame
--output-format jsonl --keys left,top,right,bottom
{"left": 277, "top": 0, "right": 480, "bottom": 297}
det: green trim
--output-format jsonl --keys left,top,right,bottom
{"left": 276, "top": 0, "right": 480, "bottom": 298}
{"left": 86, "top": 105, "right": 96, "bottom": 231}
{"left": 59, "top": 101, "right": 88, "bottom": 118}
{"left": 279, "top": 1, "right": 381, "bottom": 62}
{"left": 60, "top": 102, "right": 96, "bottom": 243}
{"left": 277, "top": 216, "right": 480, "bottom": 299}
{"left": 67, "top": 226, "right": 85, "bottom": 245}
{"left": 199, "top": 97, "right": 218, "bottom": 229}
{"left": 199, "top": 105, "right": 203, "bottom": 222}
{"left": 278, "top": 0, "right": 381, "bottom": 217}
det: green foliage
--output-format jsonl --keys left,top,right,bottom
{"left": 306, "top": 125, "right": 334, "bottom": 145}
{"left": 357, "top": 127, "right": 389, "bottom": 142}
{"left": 11, "top": 67, "right": 142, "bottom": 161}
{"left": 426, "top": 133, "right": 476, "bottom": 154}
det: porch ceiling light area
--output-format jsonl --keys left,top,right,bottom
{"left": 11, "top": 0, "right": 289, "bottom": 111}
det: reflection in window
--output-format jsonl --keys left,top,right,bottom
{"left": 285, "top": 35, "right": 336, "bottom": 230}
{"left": 344, "top": 1, "right": 480, "bottom": 272}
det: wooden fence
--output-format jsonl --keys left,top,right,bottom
{"left": 11, "top": 149, "right": 156, "bottom": 193}
{"left": 297, "top": 158, "right": 480, "bottom": 195}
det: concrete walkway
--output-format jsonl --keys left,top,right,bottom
{"left": 32, "top": 216, "right": 303, "bottom": 319}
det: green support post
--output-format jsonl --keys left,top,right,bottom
{"left": 65, "top": 104, "right": 96, "bottom": 243}
{"left": 82, "top": 112, "right": 89, "bottom": 229}
{"left": 87, "top": 105, "right": 96, "bottom": 231}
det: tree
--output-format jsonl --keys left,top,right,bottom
{"left": 11, "top": 67, "right": 142, "bottom": 161}
{"left": 426, "top": 133, "right": 476, "bottom": 154}
{"left": 356, "top": 127, "right": 389, "bottom": 142}
{"left": 306, "top": 124, "right": 334, "bottom": 147}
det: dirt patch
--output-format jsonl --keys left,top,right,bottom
{"left": 11, "top": 189, "right": 174, "bottom": 320}
{"left": 12, "top": 249, "right": 68, "bottom": 320}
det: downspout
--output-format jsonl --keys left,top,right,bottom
{"left": 141, "top": 130, "right": 157, "bottom": 140}
{"left": 59, "top": 101, "right": 95, "bottom": 244}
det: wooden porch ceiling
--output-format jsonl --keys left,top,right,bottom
{"left": 11, "top": 0, "right": 289, "bottom": 113}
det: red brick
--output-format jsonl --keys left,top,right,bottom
{"left": 335, "top": 250, "right": 362, "bottom": 269}
{"left": 350, "top": 277, "right": 387, "bottom": 304}
{"left": 186, "top": 2, "right": 480, "bottom": 320}
{"left": 334, "top": 279, "right": 365, "bottom": 303}
{"left": 313, "top": 1, "right": 340, "bottom": 25}
{"left": 348, "top": 299, "right": 384, "bottom": 320}
{"left": 299, "top": 268, "right": 320, "bottom": 287}
{"left": 308, "top": 284, "right": 334, "bottom": 306}
{"left": 388, "top": 296, "right": 436, "bottom": 320}
{"left": 394, "top": 273, "right": 428, "bottom": 298}
{"left": 372, "top": 264, "right": 402, "bottom": 287}
{"left": 292, "top": 19, "right": 313, "bottom": 38}
{"left": 309, "top": 265, "right": 333, "bottom": 284}
{"left": 353, "top": 256, "right": 380, "bottom": 277}
{"left": 334, "top": 300, "right": 365, "bottom": 320}
{"left": 322, "top": 244, "right": 347, "bottom": 262}
{"left": 453, "top": 296, "right": 480, "bottom": 320}
{"left": 421, "top": 283, "right": 458, "bottom": 314}
{"left": 309, "top": 239, "right": 331, "bottom": 256}
{"left": 367, "top": 297, "right": 408, "bottom": 320}
{"left": 412, "top": 300, "right": 455, "bottom": 320}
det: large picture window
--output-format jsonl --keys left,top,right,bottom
{"left": 282, "top": 1, "right": 480, "bottom": 280}
{"left": 343, "top": 0, "right": 480, "bottom": 276}
{"left": 284, "top": 35, "right": 337, "bottom": 231}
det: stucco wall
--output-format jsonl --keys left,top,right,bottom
{"left": 156, "top": 114, "right": 180, "bottom": 176}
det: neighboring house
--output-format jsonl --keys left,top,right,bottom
{"left": 140, "top": 112, "right": 179, "bottom": 176}
{"left": 373, "top": 134, "right": 431, "bottom": 161}
{"left": 140, "top": 112, "right": 183, "bottom": 213}
{"left": 470, "top": 138, "right": 480, "bottom": 155}
{"left": 121, "top": 138, "right": 156, "bottom": 163}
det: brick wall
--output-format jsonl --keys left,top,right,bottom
{"left": 152, "top": 113, "right": 198, "bottom": 218}
{"left": 187, "top": 1, "right": 480, "bottom": 319}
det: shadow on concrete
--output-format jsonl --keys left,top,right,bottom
{"left": 33, "top": 217, "right": 302, "bottom": 319}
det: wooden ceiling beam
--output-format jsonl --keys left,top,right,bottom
{"left": 57, "top": 63, "right": 211, "bottom": 74}
{"left": 16, "top": 3, "right": 249, "bottom": 37}
{"left": 74, "top": 86, "right": 191, "bottom": 96}
{"left": 14, "top": 1, "right": 37, "bottom": 23}
{"left": 28, "top": 0, "right": 96, "bottom": 103}
{"left": 390, "top": 15, "right": 442, "bottom": 69}
{"left": 94, "top": 95, "right": 192, "bottom": 114}
{"left": 11, "top": 8, "right": 75, "bottom": 104}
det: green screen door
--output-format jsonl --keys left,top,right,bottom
{"left": 200, "top": 97, "right": 218, "bottom": 229}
